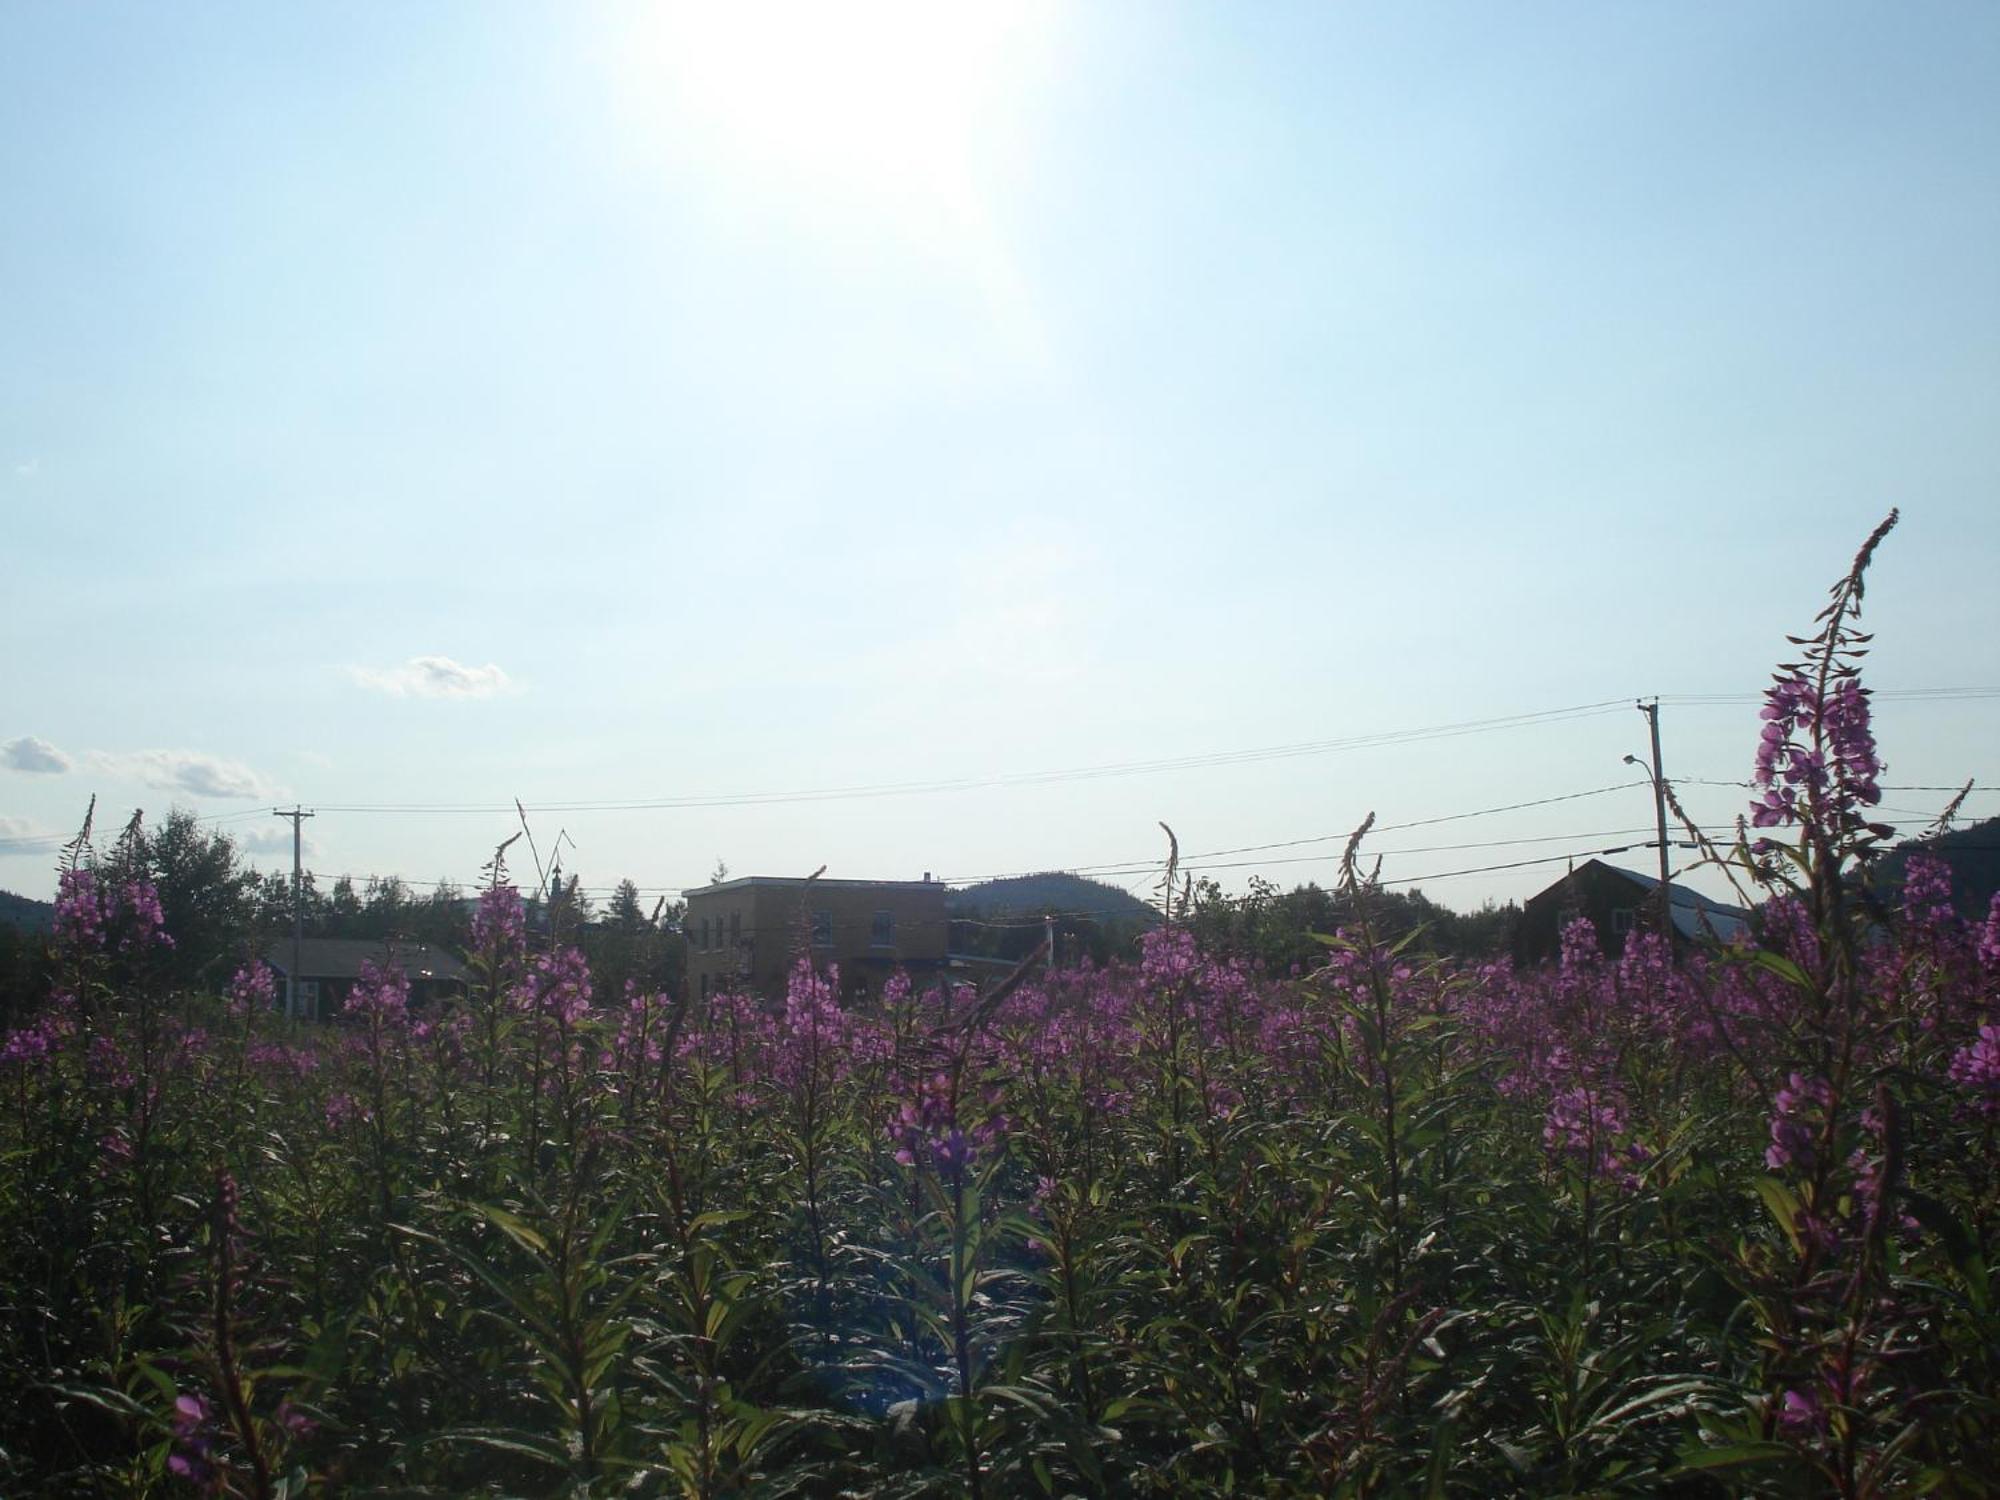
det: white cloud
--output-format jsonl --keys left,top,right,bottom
{"left": 85, "top": 749, "right": 276, "bottom": 800}
{"left": 239, "top": 826, "right": 320, "bottom": 858}
{"left": 347, "top": 655, "right": 516, "bottom": 700}
{"left": 13, "top": 458, "right": 38, "bottom": 478}
{"left": 1, "top": 736, "right": 72, "bottom": 774}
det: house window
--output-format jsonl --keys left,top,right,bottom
{"left": 811, "top": 909, "right": 832, "bottom": 947}
{"left": 1612, "top": 908, "right": 1636, "bottom": 935}
{"left": 871, "top": 909, "right": 895, "bottom": 947}
{"left": 700, "top": 916, "right": 711, "bottom": 951}
{"left": 700, "top": 972, "right": 710, "bottom": 999}
{"left": 730, "top": 911, "right": 741, "bottom": 947}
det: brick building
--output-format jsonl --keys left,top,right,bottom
{"left": 681, "top": 875, "right": 951, "bottom": 1002}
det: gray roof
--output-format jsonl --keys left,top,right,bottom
{"left": 1598, "top": 863, "right": 1753, "bottom": 943}
{"left": 262, "top": 938, "right": 470, "bottom": 984}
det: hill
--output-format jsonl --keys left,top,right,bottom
{"left": 0, "top": 890, "right": 53, "bottom": 933}
{"left": 947, "top": 872, "right": 1158, "bottom": 926}
{"left": 1876, "top": 813, "right": 2000, "bottom": 918}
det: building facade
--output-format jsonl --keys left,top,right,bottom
{"left": 1514, "top": 858, "right": 1751, "bottom": 965}
{"left": 262, "top": 938, "right": 470, "bottom": 1021}
{"left": 681, "top": 875, "right": 951, "bottom": 1002}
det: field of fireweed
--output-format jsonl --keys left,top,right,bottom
{"left": 4, "top": 516, "right": 1997, "bottom": 1499}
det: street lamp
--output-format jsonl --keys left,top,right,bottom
{"left": 1623, "top": 752, "right": 1673, "bottom": 940}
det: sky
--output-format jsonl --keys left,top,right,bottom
{"left": 3, "top": 2, "right": 1997, "bottom": 915}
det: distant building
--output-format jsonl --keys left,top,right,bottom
{"left": 262, "top": 938, "right": 470, "bottom": 1021}
{"left": 1514, "top": 859, "right": 1751, "bottom": 965}
{"left": 681, "top": 875, "right": 951, "bottom": 1003}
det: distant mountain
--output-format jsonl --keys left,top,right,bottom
{"left": 1877, "top": 814, "right": 2000, "bottom": 918}
{"left": 0, "top": 890, "right": 53, "bottom": 933}
{"left": 947, "top": 872, "right": 1158, "bottom": 926}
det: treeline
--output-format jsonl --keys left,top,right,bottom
{"left": 0, "top": 809, "right": 686, "bottom": 1021}
{"left": 1186, "top": 875, "right": 1518, "bottom": 972}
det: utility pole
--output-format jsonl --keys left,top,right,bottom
{"left": 1636, "top": 701, "right": 1672, "bottom": 940}
{"left": 274, "top": 807, "right": 314, "bottom": 1019}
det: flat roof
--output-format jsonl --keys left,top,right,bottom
{"left": 683, "top": 875, "right": 943, "bottom": 898}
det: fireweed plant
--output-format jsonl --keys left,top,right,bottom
{"left": 4, "top": 513, "right": 1999, "bottom": 1495}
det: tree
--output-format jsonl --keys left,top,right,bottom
{"left": 325, "top": 876, "right": 364, "bottom": 936}
{"left": 363, "top": 875, "right": 412, "bottom": 935}
{"left": 586, "top": 879, "right": 684, "bottom": 1003}
{"left": 409, "top": 882, "right": 470, "bottom": 948}
{"left": 608, "top": 879, "right": 649, "bottom": 934}
{"left": 100, "top": 807, "right": 257, "bottom": 991}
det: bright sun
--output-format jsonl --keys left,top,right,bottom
{"left": 623, "top": 1, "right": 1054, "bottom": 227}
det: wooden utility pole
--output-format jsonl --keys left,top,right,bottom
{"left": 1636, "top": 701, "right": 1672, "bottom": 939}
{"left": 274, "top": 807, "right": 314, "bottom": 1019}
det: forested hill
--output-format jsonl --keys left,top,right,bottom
{"left": 947, "top": 872, "right": 1158, "bottom": 925}
{"left": 1877, "top": 814, "right": 2000, "bottom": 916}
{"left": 0, "top": 891, "right": 53, "bottom": 932}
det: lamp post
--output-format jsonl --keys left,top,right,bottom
{"left": 1623, "top": 738, "right": 1673, "bottom": 943}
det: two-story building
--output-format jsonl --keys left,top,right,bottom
{"left": 681, "top": 874, "right": 952, "bottom": 1003}
{"left": 1514, "top": 859, "right": 1752, "bottom": 965}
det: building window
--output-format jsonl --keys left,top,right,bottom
{"left": 811, "top": 909, "right": 832, "bottom": 947}
{"left": 1612, "top": 907, "right": 1636, "bottom": 935}
{"left": 730, "top": 911, "right": 741, "bottom": 947}
{"left": 700, "top": 972, "right": 710, "bottom": 999}
{"left": 700, "top": 916, "right": 711, "bottom": 951}
{"left": 871, "top": 909, "right": 895, "bottom": 947}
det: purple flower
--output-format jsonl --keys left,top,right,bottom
{"left": 112, "top": 879, "right": 173, "bottom": 951}
{"left": 1766, "top": 1073, "right": 1834, "bottom": 1173}
{"left": 347, "top": 960, "right": 410, "bottom": 1028}
{"left": 226, "top": 961, "right": 276, "bottom": 1018}
{"left": 523, "top": 947, "right": 594, "bottom": 1025}
{"left": 1948, "top": 1023, "right": 2000, "bottom": 1118}
{"left": 274, "top": 1398, "right": 316, "bottom": 1438}
{"left": 1543, "top": 1082, "right": 1642, "bottom": 1188}
{"left": 1776, "top": 1386, "right": 1823, "bottom": 1436}
{"left": 473, "top": 882, "right": 525, "bottom": 951}
{"left": 54, "top": 866, "right": 107, "bottom": 950}
{"left": 167, "top": 1390, "right": 218, "bottom": 1488}
{"left": 1751, "top": 674, "right": 1883, "bottom": 832}
{"left": 1901, "top": 854, "right": 1957, "bottom": 931}
{"left": 1978, "top": 891, "right": 2000, "bottom": 973}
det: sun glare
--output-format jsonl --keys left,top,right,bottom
{"left": 627, "top": 1, "right": 1053, "bottom": 225}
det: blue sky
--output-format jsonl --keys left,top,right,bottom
{"left": 4, "top": 2, "right": 1997, "bottom": 911}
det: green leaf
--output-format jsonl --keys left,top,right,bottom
{"left": 1753, "top": 1177, "right": 1803, "bottom": 1254}
{"left": 1748, "top": 949, "right": 1813, "bottom": 991}
{"left": 43, "top": 1382, "right": 151, "bottom": 1421}
{"left": 1900, "top": 1188, "right": 1989, "bottom": 1310}
{"left": 1673, "top": 1440, "right": 1792, "bottom": 1473}
{"left": 468, "top": 1202, "right": 551, "bottom": 1257}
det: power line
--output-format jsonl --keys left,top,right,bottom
{"left": 290, "top": 700, "right": 1635, "bottom": 815}
{"left": 1678, "top": 777, "right": 1997, "bottom": 792}
{"left": 1376, "top": 843, "right": 1687, "bottom": 888}
{"left": 1660, "top": 687, "right": 2000, "bottom": 705}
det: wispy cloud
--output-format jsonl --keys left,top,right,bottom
{"left": 84, "top": 750, "right": 276, "bottom": 800}
{"left": 347, "top": 655, "right": 516, "bottom": 700}
{"left": 12, "top": 458, "right": 38, "bottom": 478}
{"left": 0, "top": 816, "right": 63, "bottom": 857}
{"left": 1, "top": 736, "right": 72, "bottom": 774}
